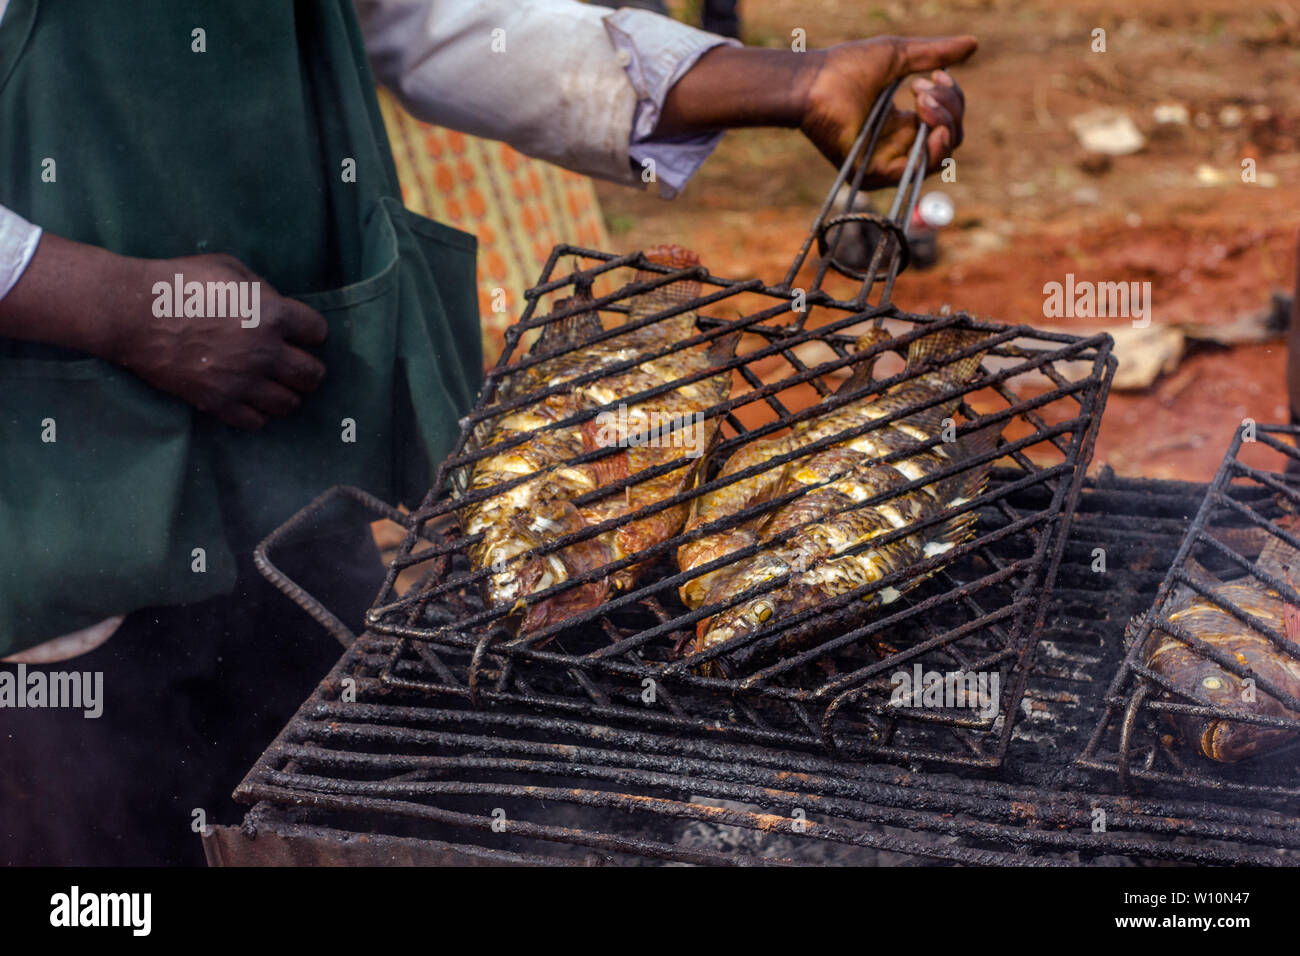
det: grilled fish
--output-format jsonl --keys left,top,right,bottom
{"left": 677, "top": 326, "right": 998, "bottom": 676}
{"left": 458, "top": 246, "right": 737, "bottom": 636}
{"left": 1140, "top": 514, "right": 1300, "bottom": 762}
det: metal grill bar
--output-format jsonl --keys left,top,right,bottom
{"left": 1081, "top": 423, "right": 1300, "bottom": 799}
{"left": 235, "top": 564, "right": 1300, "bottom": 867}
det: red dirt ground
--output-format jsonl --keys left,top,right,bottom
{"left": 595, "top": 0, "right": 1300, "bottom": 481}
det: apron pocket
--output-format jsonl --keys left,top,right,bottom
{"left": 201, "top": 197, "right": 483, "bottom": 542}
{"left": 386, "top": 200, "right": 482, "bottom": 505}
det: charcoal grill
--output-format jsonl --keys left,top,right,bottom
{"left": 221, "top": 470, "right": 1300, "bottom": 866}
{"left": 215, "top": 89, "right": 1297, "bottom": 866}
{"left": 1081, "top": 423, "right": 1300, "bottom": 801}
{"left": 344, "top": 85, "right": 1115, "bottom": 770}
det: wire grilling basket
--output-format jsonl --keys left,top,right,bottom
{"left": 1081, "top": 423, "right": 1300, "bottom": 803}
{"left": 263, "top": 84, "right": 1116, "bottom": 770}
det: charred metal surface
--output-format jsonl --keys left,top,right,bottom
{"left": 232, "top": 471, "right": 1300, "bottom": 866}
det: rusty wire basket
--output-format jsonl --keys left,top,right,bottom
{"left": 265, "top": 84, "right": 1117, "bottom": 770}
{"left": 1080, "top": 423, "right": 1300, "bottom": 803}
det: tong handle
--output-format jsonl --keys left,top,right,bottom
{"left": 782, "top": 78, "right": 930, "bottom": 311}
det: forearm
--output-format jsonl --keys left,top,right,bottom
{"left": 0, "top": 233, "right": 137, "bottom": 361}
{"left": 655, "top": 46, "right": 821, "bottom": 136}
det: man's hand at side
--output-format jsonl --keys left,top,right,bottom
{"left": 0, "top": 234, "right": 327, "bottom": 430}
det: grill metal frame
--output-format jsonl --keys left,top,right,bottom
{"left": 235, "top": 473, "right": 1300, "bottom": 866}
{"left": 1080, "top": 424, "right": 1300, "bottom": 801}
{"left": 356, "top": 244, "right": 1114, "bottom": 768}
{"left": 234, "top": 84, "right": 1296, "bottom": 864}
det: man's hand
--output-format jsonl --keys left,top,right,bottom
{"left": 800, "top": 36, "right": 976, "bottom": 187}
{"left": 116, "top": 254, "right": 327, "bottom": 430}
{"left": 655, "top": 34, "right": 976, "bottom": 189}
{"left": 0, "top": 234, "right": 327, "bottom": 431}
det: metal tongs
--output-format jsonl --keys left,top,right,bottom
{"left": 781, "top": 78, "right": 930, "bottom": 316}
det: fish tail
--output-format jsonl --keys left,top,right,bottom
{"left": 629, "top": 246, "right": 703, "bottom": 328}
{"left": 905, "top": 325, "right": 989, "bottom": 387}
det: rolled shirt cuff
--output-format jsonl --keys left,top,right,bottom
{"left": 604, "top": 8, "right": 739, "bottom": 198}
{"left": 0, "top": 204, "right": 41, "bottom": 300}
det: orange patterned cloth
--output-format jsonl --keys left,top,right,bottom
{"left": 376, "top": 87, "right": 611, "bottom": 366}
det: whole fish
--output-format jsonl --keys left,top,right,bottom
{"left": 677, "top": 326, "right": 998, "bottom": 676}
{"left": 458, "top": 246, "right": 737, "bottom": 636}
{"left": 1140, "top": 514, "right": 1300, "bottom": 762}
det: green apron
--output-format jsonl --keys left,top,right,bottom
{"left": 0, "top": 0, "right": 482, "bottom": 653}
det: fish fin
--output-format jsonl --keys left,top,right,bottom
{"left": 581, "top": 418, "right": 632, "bottom": 487}
{"left": 926, "top": 510, "right": 980, "bottom": 556}
{"left": 1285, "top": 568, "right": 1300, "bottom": 645}
{"left": 531, "top": 292, "right": 604, "bottom": 356}
{"left": 706, "top": 330, "right": 742, "bottom": 367}
{"left": 837, "top": 327, "right": 893, "bottom": 396}
{"left": 1255, "top": 513, "right": 1300, "bottom": 581}
{"left": 934, "top": 422, "right": 1001, "bottom": 504}
{"left": 904, "top": 325, "right": 989, "bottom": 385}
{"left": 1182, "top": 555, "right": 1224, "bottom": 589}
{"left": 503, "top": 504, "right": 614, "bottom": 639}
{"left": 1161, "top": 556, "right": 1222, "bottom": 617}
{"left": 921, "top": 423, "right": 1002, "bottom": 555}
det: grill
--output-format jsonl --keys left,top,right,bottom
{"left": 218, "top": 92, "right": 1296, "bottom": 866}
{"left": 349, "top": 90, "right": 1115, "bottom": 769}
{"left": 225, "top": 471, "right": 1300, "bottom": 866}
{"left": 360, "top": 276, "right": 1111, "bottom": 768}
{"left": 1081, "top": 423, "right": 1300, "bottom": 802}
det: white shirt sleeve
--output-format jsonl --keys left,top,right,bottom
{"left": 604, "top": 8, "right": 738, "bottom": 198}
{"left": 0, "top": 204, "right": 42, "bottom": 302}
{"left": 355, "top": 0, "right": 733, "bottom": 193}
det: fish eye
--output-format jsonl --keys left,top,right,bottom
{"left": 752, "top": 602, "right": 773, "bottom": 623}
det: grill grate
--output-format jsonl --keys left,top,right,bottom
{"left": 359, "top": 247, "right": 1113, "bottom": 768}
{"left": 1081, "top": 424, "right": 1300, "bottom": 801}
{"left": 235, "top": 475, "right": 1300, "bottom": 866}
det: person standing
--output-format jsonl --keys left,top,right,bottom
{"left": 0, "top": 0, "right": 973, "bottom": 864}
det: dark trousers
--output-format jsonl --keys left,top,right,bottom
{"left": 0, "top": 519, "right": 382, "bottom": 866}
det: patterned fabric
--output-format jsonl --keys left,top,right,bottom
{"left": 377, "top": 86, "right": 611, "bottom": 366}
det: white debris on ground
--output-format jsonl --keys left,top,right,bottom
{"left": 1069, "top": 109, "right": 1146, "bottom": 156}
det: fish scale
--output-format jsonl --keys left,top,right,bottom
{"left": 677, "top": 326, "right": 998, "bottom": 676}
{"left": 456, "top": 246, "right": 737, "bottom": 637}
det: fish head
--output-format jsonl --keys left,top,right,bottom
{"left": 693, "top": 555, "right": 796, "bottom": 658}
{"left": 1148, "top": 628, "right": 1293, "bottom": 762}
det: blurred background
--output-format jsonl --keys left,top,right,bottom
{"left": 589, "top": 0, "right": 1300, "bottom": 482}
